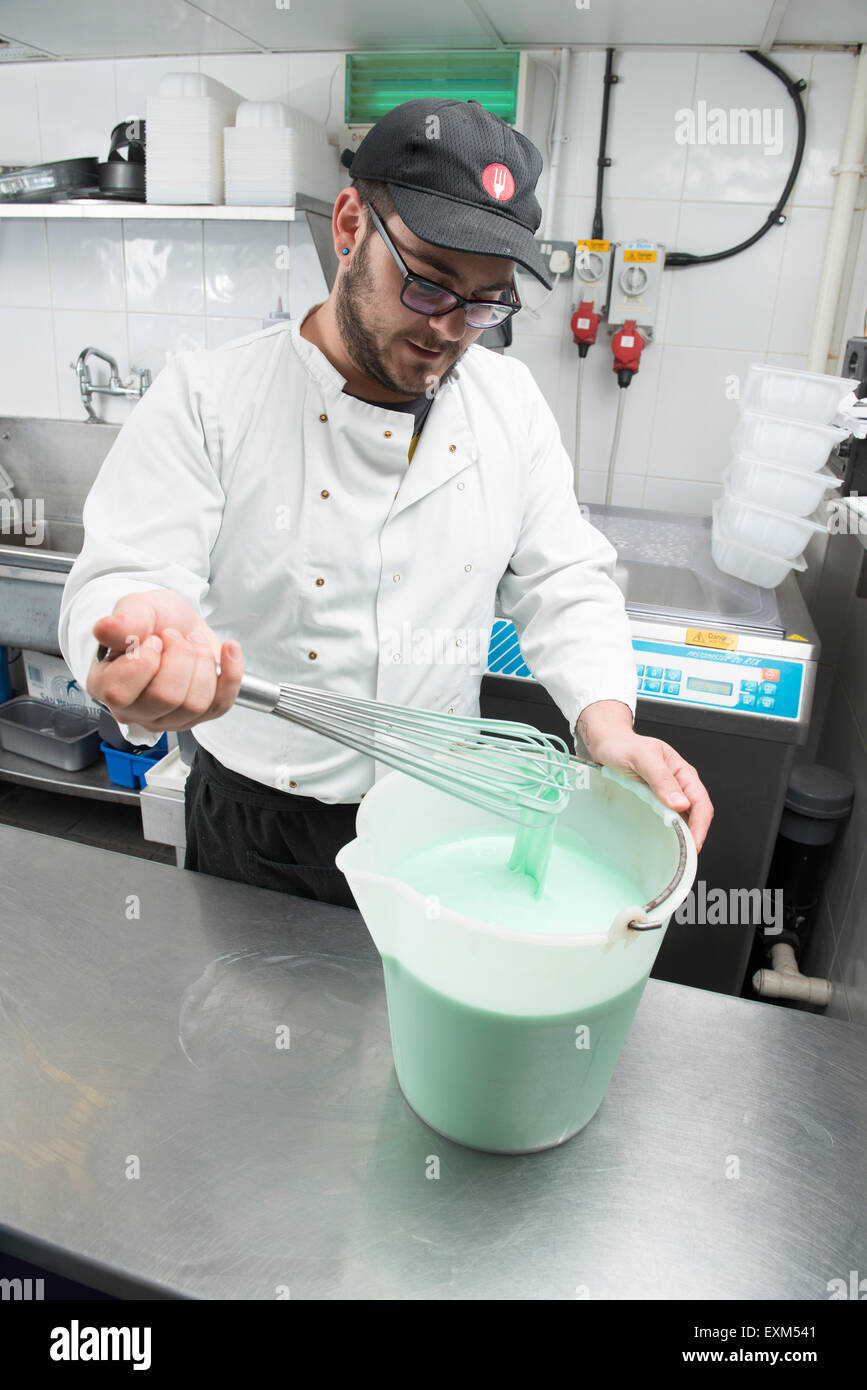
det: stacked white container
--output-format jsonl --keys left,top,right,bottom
{"left": 712, "top": 364, "right": 856, "bottom": 588}
{"left": 224, "top": 101, "right": 341, "bottom": 206}
{"left": 145, "top": 73, "right": 242, "bottom": 204}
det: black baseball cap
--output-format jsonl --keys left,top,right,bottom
{"left": 340, "top": 98, "right": 552, "bottom": 291}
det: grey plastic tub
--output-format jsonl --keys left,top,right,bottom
{"left": 0, "top": 696, "right": 102, "bottom": 770}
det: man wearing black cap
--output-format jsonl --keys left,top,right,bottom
{"left": 61, "top": 98, "right": 712, "bottom": 905}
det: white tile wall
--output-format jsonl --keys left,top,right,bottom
{"left": 124, "top": 220, "right": 204, "bottom": 315}
{"left": 0, "top": 43, "right": 861, "bottom": 499}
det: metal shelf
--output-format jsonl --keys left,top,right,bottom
{"left": 0, "top": 744, "right": 141, "bottom": 804}
{"left": 0, "top": 193, "right": 334, "bottom": 221}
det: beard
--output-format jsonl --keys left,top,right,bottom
{"left": 334, "top": 230, "right": 466, "bottom": 397}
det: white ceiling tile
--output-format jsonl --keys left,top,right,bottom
{"left": 179, "top": 0, "right": 494, "bottom": 51}
{"left": 0, "top": 0, "right": 261, "bottom": 59}
{"left": 473, "top": 0, "right": 775, "bottom": 48}
{"left": 776, "top": 0, "right": 867, "bottom": 43}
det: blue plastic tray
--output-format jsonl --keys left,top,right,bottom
{"left": 101, "top": 735, "right": 168, "bottom": 789}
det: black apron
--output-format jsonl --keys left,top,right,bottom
{"left": 183, "top": 744, "right": 360, "bottom": 909}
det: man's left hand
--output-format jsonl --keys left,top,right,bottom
{"left": 575, "top": 701, "right": 714, "bottom": 852}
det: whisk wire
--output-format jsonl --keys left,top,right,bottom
{"left": 236, "top": 676, "right": 574, "bottom": 826}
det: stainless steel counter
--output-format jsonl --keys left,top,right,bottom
{"left": 1, "top": 823, "right": 864, "bottom": 1301}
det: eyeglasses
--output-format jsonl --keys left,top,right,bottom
{"left": 364, "top": 201, "right": 521, "bottom": 329}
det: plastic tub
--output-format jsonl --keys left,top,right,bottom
{"left": 718, "top": 490, "right": 827, "bottom": 557}
{"left": 724, "top": 452, "right": 840, "bottom": 515}
{"left": 0, "top": 696, "right": 101, "bottom": 770}
{"left": 731, "top": 410, "right": 849, "bottom": 471}
{"left": 739, "top": 364, "right": 858, "bottom": 425}
{"left": 711, "top": 499, "right": 806, "bottom": 587}
{"left": 101, "top": 735, "right": 168, "bottom": 789}
{"left": 336, "top": 759, "right": 696, "bottom": 1154}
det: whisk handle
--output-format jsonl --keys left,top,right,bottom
{"left": 235, "top": 672, "right": 283, "bottom": 713}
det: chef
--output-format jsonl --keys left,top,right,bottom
{"left": 59, "top": 97, "right": 712, "bottom": 908}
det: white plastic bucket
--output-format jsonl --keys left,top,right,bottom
{"left": 711, "top": 498, "right": 807, "bottom": 586}
{"left": 718, "top": 490, "right": 827, "bottom": 558}
{"left": 739, "top": 365, "right": 858, "bottom": 425}
{"left": 336, "top": 759, "right": 697, "bottom": 1153}
{"left": 724, "top": 452, "right": 840, "bottom": 515}
{"left": 731, "top": 410, "right": 849, "bottom": 471}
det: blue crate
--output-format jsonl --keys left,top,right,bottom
{"left": 101, "top": 735, "right": 168, "bottom": 789}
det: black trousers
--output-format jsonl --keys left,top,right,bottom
{"left": 183, "top": 744, "right": 360, "bottom": 909}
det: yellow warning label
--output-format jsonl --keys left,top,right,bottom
{"left": 686, "top": 627, "right": 738, "bottom": 650}
{"left": 624, "top": 249, "right": 657, "bottom": 263}
{"left": 577, "top": 239, "right": 610, "bottom": 251}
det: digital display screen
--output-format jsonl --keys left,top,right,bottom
{"left": 687, "top": 676, "right": 733, "bottom": 696}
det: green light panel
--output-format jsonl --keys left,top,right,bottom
{"left": 345, "top": 51, "right": 520, "bottom": 125}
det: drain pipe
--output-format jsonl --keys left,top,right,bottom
{"left": 542, "top": 46, "right": 572, "bottom": 242}
{"left": 753, "top": 943, "right": 833, "bottom": 1005}
{"left": 807, "top": 44, "right": 867, "bottom": 372}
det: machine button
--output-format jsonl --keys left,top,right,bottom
{"left": 740, "top": 693, "right": 756, "bottom": 708}
{"left": 760, "top": 681, "right": 777, "bottom": 696}
{"left": 646, "top": 666, "right": 663, "bottom": 679}
{"left": 762, "top": 668, "right": 780, "bottom": 682}
{"left": 741, "top": 680, "right": 758, "bottom": 694}
{"left": 758, "top": 696, "right": 776, "bottom": 710}
{"left": 644, "top": 678, "right": 661, "bottom": 693}
{"left": 662, "top": 682, "right": 680, "bottom": 696}
{"left": 664, "top": 668, "right": 680, "bottom": 681}
{"left": 636, "top": 664, "right": 645, "bottom": 676}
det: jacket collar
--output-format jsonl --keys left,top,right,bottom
{"left": 288, "top": 313, "right": 480, "bottom": 516}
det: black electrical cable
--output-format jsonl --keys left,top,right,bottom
{"left": 592, "top": 48, "right": 617, "bottom": 240}
{"left": 664, "top": 49, "right": 807, "bottom": 269}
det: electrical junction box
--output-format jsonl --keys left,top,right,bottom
{"left": 608, "top": 240, "right": 665, "bottom": 338}
{"left": 572, "top": 238, "right": 612, "bottom": 315}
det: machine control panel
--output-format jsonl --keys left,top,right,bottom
{"left": 485, "top": 622, "right": 804, "bottom": 721}
{"left": 632, "top": 640, "right": 803, "bottom": 719}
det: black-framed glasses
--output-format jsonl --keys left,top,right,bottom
{"left": 364, "top": 200, "right": 521, "bottom": 329}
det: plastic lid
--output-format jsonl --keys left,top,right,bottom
{"left": 784, "top": 763, "right": 854, "bottom": 819}
{"left": 738, "top": 409, "right": 850, "bottom": 442}
{"left": 729, "top": 450, "right": 841, "bottom": 486}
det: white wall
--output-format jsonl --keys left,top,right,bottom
{"left": 514, "top": 46, "right": 863, "bottom": 513}
{"left": 0, "top": 46, "right": 862, "bottom": 516}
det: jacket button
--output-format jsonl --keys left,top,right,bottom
{"left": 456, "top": 638, "right": 463, "bottom": 646}
{"left": 447, "top": 707, "right": 454, "bottom": 714}
{"left": 320, "top": 489, "right": 330, "bottom": 498}
{"left": 392, "top": 573, "right": 400, "bottom": 582}
{"left": 449, "top": 444, "right": 457, "bottom": 453}
{"left": 308, "top": 651, "right": 318, "bottom": 660}
{"left": 457, "top": 481, "right": 465, "bottom": 490}
{"left": 319, "top": 413, "right": 328, "bottom": 423}
{"left": 289, "top": 780, "right": 297, "bottom": 788}
{"left": 464, "top": 563, "right": 472, "bottom": 572}
{"left": 315, "top": 577, "right": 325, "bottom": 586}
{"left": 383, "top": 429, "right": 392, "bottom": 439}
{"left": 392, "top": 653, "right": 401, "bottom": 662}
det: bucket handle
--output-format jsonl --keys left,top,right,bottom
{"left": 577, "top": 761, "right": 692, "bottom": 931}
{"left": 625, "top": 819, "right": 690, "bottom": 930}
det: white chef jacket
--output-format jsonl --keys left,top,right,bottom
{"left": 58, "top": 313, "right": 637, "bottom": 803}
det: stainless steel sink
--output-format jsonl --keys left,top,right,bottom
{"left": 0, "top": 417, "right": 117, "bottom": 654}
{"left": 0, "top": 519, "right": 85, "bottom": 553}
{"left": 612, "top": 558, "right": 759, "bottom": 616}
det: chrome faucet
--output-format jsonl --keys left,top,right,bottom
{"left": 72, "top": 347, "right": 151, "bottom": 422}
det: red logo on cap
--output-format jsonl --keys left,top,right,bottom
{"left": 481, "top": 163, "right": 515, "bottom": 201}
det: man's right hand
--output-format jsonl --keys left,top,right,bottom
{"left": 86, "top": 589, "right": 244, "bottom": 733}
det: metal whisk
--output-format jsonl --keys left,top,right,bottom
{"left": 236, "top": 672, "right": 573, "bottom": 826}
